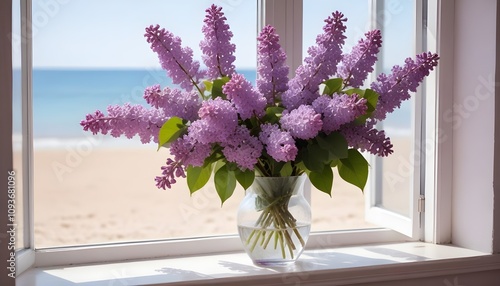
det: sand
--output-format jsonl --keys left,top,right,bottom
{"left": 26, "top": 137, "right": 411, "bottom": 248}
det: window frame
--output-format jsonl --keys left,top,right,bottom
{"left": 12, "top": 0, "right": 455, "bottom": 274}
{"left": 363, "top": 0, "right": 424, "bottom": 240}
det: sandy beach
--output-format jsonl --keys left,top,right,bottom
{"left": 26, "top": 137, "right": 411, "bottom": 248}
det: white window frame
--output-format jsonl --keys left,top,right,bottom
{"left": 362, "top": 0, "right": 454, "bottom": 243}
{"left": 11, "top": 0, "right": 473, "bottom": 275}
{"left": 363, "top": 0, "right": 425, "bottom": 240}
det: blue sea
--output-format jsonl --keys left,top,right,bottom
{"left": 13, "top": 69, "right": 411, "bottom": 149}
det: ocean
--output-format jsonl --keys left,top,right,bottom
{"left": 13, "top": 69, "right": 411, "bottom": 150}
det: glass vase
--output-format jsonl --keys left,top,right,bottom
{"left": 237, "top": 175, "right": 311, "bottom": 266}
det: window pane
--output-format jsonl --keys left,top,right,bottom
{"left": 12, "top": 0, "right": 25, "bottom": 250}
{"left": 303, "top": 0, "right": 417, "bottom": 229}
{"left": 33, "top": 0, "right": 256, "bottom": 248}
{"left": 303, "top": 0, "right": 376, "bottom": 231}
{"left": 376, "top": 0, "right": 415, "bottom": 217}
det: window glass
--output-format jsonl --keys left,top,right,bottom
{"left": 33, "top": 0, "right": 257, "bottom": 248}
{"left": 303, "top": 0, "right": 375, "bottom": 231}
{"left": 12, "top": 0, "right": 24, "bottom": 250}
{"left": 303, "top": 0, "right": 416, "bottom": 230}
{"left": 376, "top": 0, "right": 414, "bottom": 217}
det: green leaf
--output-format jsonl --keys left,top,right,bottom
{"left": 157, "top": 116, "right": 186, "bottom": 149}
{"left": 330, "top": 159, "right": 339, "bottom": 168}
{"left": 279, "top": 162, "right": 293, "bottom": 177}
{"left": 266, "top": 106, "right": 285, "bottom": 115}
{"left": 262, "top": 106, "right": 285, "bottom": 124}
{"left": 214, "top": 165, "right": 237, "bottom": 205}
{"left": 210, "top": 77, "right": 230, "bottom": 99}
{"left": 203, "top": 80, "right": 213, "bottom": 92}
{"left": 363, "top": 88, "right": 379, "bottom": 112}
{"left": 322, "top": 78, "right": 343, "bottom": 95}
{"left": 187, "top": 164, "right": 213, "bottom": 195}
{"left": 309, "top": 166, "right": 333, "bottom": 196}
{"left": 338, "top": 149, "right": 369, "bottom": 191}
{"left": 235, "top": 169, "right": 255, "bottom": 190}
{"left": 294, "top": 161, "right": 308, "bottom": 174}
{"left": 202, "top": 149, "right": 221, "bottom": 167}
{"left": 316, "top": 132, "right": 349, "bottom": 161}
{"left": 347, "top": 88, "right": 379, "bottom": 124}
{"left": 302, "top": 143, "right": 330, "bottom": 173}
{"left": 344, "top": 88, "right": 365, "bottom": 96}
{"left": 214, "top": 160, "right": 226, "bottom": 173}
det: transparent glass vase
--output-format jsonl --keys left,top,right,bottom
{"left": 237, "top": 175, "right": 312, "bottom": 266}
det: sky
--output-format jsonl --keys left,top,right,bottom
{"left": 13, "top": 0, "right": 414, "bottom": 70}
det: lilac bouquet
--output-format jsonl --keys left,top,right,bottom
{"left": 81, "top": 5, "right": 438, "bottom": 205}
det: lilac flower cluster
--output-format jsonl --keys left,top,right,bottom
{"left": 222, "top": 126, "right": 263, "bottom": 170}
{"left": 154, "top": 134, "right": 212, "bottom": 190}
{"left": 80, "top": 104, "right": 166, "bottom": 144}
{"left": 223, "top": 73, "right": 267, "bottom": 120}
{"left": 259, "top": 124, "right": 298, "bottom": 162}
{"left": 337, "top": 30, "right": 382, "bottom": 88}
{"left": 82, "top": 6, "right": 439, "bottom": 193}
{"left": 143, "top": 84, "right": 200, "bottom": 121}
{"left": 257, "top": 25, "right": 289, "bottom": 104}
{"left": 155, "top": 158, "right": 186, "bottom": 190}
{"left": 312, "top": 94, "right": 367, "bottom": 133}
{"left": 145, "top": 24, "right": 204, "bottom": 91}
{"left": 170, "top": 134, "right": 211, "bottom": 167}
{"left": 282, "top": 11, "right": 347, "bottom": 110}
{"left": 340, "top": 123, "right": 393, "bottom": 157}
{"left": 371, "top": 52, "right": 439, "bottom": 121}
{"left": 189, "top": 98, "right": 238, "bottom": 144}
{"left": 280, "top": 105, "right": 322, "bottom": 140}
{"left": 200, "top": 4, "right": 236, "bottom": 79}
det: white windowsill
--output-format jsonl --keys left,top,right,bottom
{"left": 16, "top": 242, "right": 500, "bottom": 286}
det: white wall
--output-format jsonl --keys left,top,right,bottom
{"left": 452, "top": 0, "right": 498, "bottom": 253}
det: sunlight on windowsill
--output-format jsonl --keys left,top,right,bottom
{"left": 16, "top": 242, "right": 493, "bottom": 286}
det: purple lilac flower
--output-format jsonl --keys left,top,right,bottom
{"left": 143, "top": 84, "right": 201, "bottom": 122}
{"left": 371, "top": 52, "right": 439, "bottom": 120}
{"left": 80, "top": 104, "right": 166, "bottom": 144}
{"left": 155, "top": 133, "right": 211, "bottom": 190}
{"left": 188, "top": 97, "right": 238, "bottom": 144}
{"left": 222, "top": 126, "right": 263, "bottom": 170}
{"left": 312, "top": 94, "right": 368, "bottom": 133}
{"left": 338, "top": 30, "right": 382, "bottom": 88}
{"left": 155, "top": 158, "right": 186, "bottom": 190}
{"left": 311, "top": 11, "right": 347, "bottom": 74}
{"left": 340, "top": 123, "right": 393, "bottom": 157}
{"left": 80, "top": 110, "right": 106, "bottom": 135}
{"left": 200, "top": 5, "right": 236, "bottom": 79}
{"left": 282, "top": 11, "right": 347, "bottom": 110}
{"left": 257, "top": 25, "right": 289, "bottom": 104}
{"left": 259, "top": 124, "right": 298, "bottom": 162}
{"left": 222, "top": 73, "right": 266, "bottom": 120}
{"left": 145, "top": 24, "right": 204, "bottom": 91}
{"left": 280, "top": 105, "right": 323, "bottom": 140}
{"left": 170, "top": 133, "right": 212, "bottom": 167}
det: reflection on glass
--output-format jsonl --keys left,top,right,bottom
{"left": 33, "top": 0, "right": 256, "bottom": 248}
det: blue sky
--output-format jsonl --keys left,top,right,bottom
{"left": 14, "top": 0, "right": 414, "bottom": 70}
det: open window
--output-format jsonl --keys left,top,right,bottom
{"left": 362, "top": 0, "right": 425, "bottom": 240}
{"left": 13, "top": 0, "right": 438, "bottom": 273}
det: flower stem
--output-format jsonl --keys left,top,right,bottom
{"left": 244, "top": 195, "right": 304, "bottom": 259}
